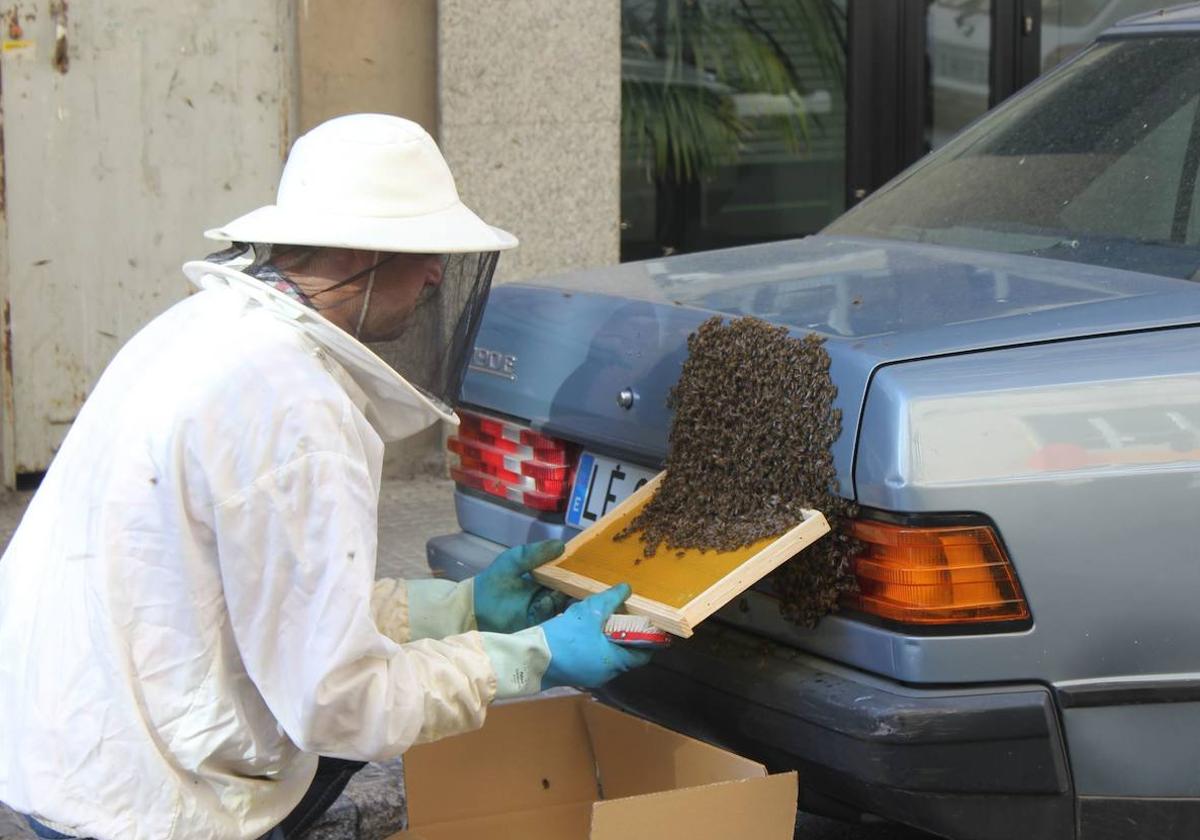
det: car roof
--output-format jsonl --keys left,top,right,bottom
{"left": 1108, "top": 3, "right": 1200, "bottom": 33}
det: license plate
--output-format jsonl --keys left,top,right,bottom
{"left": 565, "top": 452, "right": 657, "bottom": 529}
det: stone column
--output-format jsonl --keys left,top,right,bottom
{"left": 438, "top": 0, "right": 621, "bottom": 283}
{"left": 297, "top": 0, "right": 437, "bottom": 136}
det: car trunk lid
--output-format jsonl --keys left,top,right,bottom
{"left": 464, "top": 235, "right": 1200, "bottom": 495}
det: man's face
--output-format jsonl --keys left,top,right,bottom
{"left": 291, "top": 248, "right": 450, "bottom": 341}
{"left": 356, "top": 252, "right": 446, "bottom": 342}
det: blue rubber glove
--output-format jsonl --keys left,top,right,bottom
{"left": 541, "top": 584, "right": 654, "bottom": 690}
{"left": 473, "top": 540, "right": 571, "bottom": 633}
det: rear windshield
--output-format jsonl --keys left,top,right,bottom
{"left": 826, "top": 37, "right": 1200, "bottom": 280}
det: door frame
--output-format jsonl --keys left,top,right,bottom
{"left": 845, "top": 0, "right": 1044, "bottom": 209}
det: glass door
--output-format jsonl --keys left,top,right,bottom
{"left": 926, "top": 0, "right": 994, "bottom": 150}
{"left": 618, "top": 0, "right": 1168, "bottom": 260}
{"left": 620, "top": 0, "right": 849, "bottom": 260}
{"left": 847, "top": 0, "right": 1037, "bottom": 202}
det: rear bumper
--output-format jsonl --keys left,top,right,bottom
{"left": 597, "top": 622, "right": 1073, "bottom": 840}
{"left": 427, "top": 531, "right": 1073, "bottom": 839}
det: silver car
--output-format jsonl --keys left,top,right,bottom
{"left": 429, "top": 8, "right": 1200, "bottom": 839}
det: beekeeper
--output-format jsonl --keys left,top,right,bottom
{"left": 0, "top": 114, "right": 650, "bottom": 840}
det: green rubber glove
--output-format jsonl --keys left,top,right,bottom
{"left": 541, "top": 584, "right": 654, "bottom": 690}
{"left": 473, "top": 540, "right": 571, "bottom": 633}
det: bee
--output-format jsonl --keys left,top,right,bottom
{"left": 612, "top": 316, "right": 861, "bottom": 626}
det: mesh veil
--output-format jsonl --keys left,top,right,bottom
{"left": 364, "top": 251, "right": 497, "bottom": 413}
{"left": 212, "top": 245, "right": 498, "bottom": 415}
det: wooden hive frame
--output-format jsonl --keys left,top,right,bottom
{"left": 532, "top": 472, "right": 830, "bottom": 637}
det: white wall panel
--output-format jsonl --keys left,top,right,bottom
{"left": 0, "top": 0, "right": 293, "bottom": 474}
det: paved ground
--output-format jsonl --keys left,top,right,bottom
{"left": 0, "top": 478, "right": 933, "bottom": 840}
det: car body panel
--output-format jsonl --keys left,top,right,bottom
{"left": 705, "top": 327, "right": 1200, "bottom": 690}
{"left": 436, "top": 11, "right": 1200, "bottom": 836}
{"left": 853, "top": 325, "right": 1200, "bottom": 686}
{"left": 453, "top": 487, "right": 571, "bottom": 548}
{"left": 469, "top": 236, "right": 1200, "bottom": 498}
{"left": 1063, "top": 702, "right": 1200, "bottom": 796}
{"left": 456, "top": 274, "right": 1200, "bottom": 813}
{"left": 463, "top": 284, "right": 700, "bottom": 465}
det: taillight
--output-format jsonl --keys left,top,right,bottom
{"left": 842, "top": 518, "right": 1030, "bottom": 626}
{"left": 447, "top": 409, "right": 579, "bottom": 513}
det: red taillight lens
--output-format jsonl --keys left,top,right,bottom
{"left": 841, "top": 518, "right": 1030, "bottom": 626}
{"left": 448, "top": 410, "right": 579, "bottom": 513}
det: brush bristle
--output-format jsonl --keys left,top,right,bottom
{"left": 604, "top": 614, "right": 657, "bottom": 633}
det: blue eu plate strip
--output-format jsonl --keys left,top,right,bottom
{"left": 566, "top": 453, "right": 595, "bottom": 528}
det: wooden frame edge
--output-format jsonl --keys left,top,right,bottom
{"left": 533, "top": 471, "right": 834, "bottom": 639}
{"left": 680, "top": 510, "right": 832, "bottom": 628}
{"left": 531, "top": 562, "right": 694, "bottom": 637}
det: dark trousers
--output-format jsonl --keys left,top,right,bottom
{"left": 25, "top": 757, "right": 368, "bottom": 840}
{"left": 258, "top": 757, "right": 368, "bottom": 839}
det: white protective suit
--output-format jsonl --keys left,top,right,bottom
{"left": 0, "top": 261, "right": 550, "bottom": 840}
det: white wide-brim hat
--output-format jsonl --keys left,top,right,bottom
{"left": 205, "top": 114, "right": 517, "bottom": 254}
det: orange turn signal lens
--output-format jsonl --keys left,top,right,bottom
{"left": 842, "top": 519, "right": 1030, "bottom": 626}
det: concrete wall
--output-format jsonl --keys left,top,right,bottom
{"left": 0, "top": 0, "right": 623, "bottom": 483}
{"left": 303, "top": 0, "right": 623, "bottom": 284}
{"left": 297, "top": 0, "right": 437, "bottom": 136}
{"left": 438, "top": 0, "right": 621, "bottom": 283}
{"left": 0, "top": 0, "right": 294, "bottom": 477}
{"left": 0, "top": 38, "right": 11, "bottom": 487}
{"left": 297, "top": 0, "right": 445, "bottom": 477}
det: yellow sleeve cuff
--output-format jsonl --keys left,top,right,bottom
{"left": 480, "top": 627, "right": 552, "bottom": 699}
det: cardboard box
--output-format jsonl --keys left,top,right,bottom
{"left": 388, "top": 693, "right": 797, "bottom": 840}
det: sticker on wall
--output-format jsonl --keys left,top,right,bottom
{"left": 3, "top": 6, "right": 35, "bottom": 62}
{"left": 2, "top": 38, "right": 35, "bottom": 60}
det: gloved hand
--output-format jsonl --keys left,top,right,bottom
{"left": 473, "top": 540, "right": 571, "bottom": 633}
{"left": 541, "top": 584, "right": 653, "bottom": 690}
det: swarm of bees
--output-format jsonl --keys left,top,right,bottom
{"left": 616, "top": 315, "right": 859, "bottom": 627}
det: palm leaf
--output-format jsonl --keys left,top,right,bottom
{"left": 622, "top": 0, "right": 843, "bottom": 184}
